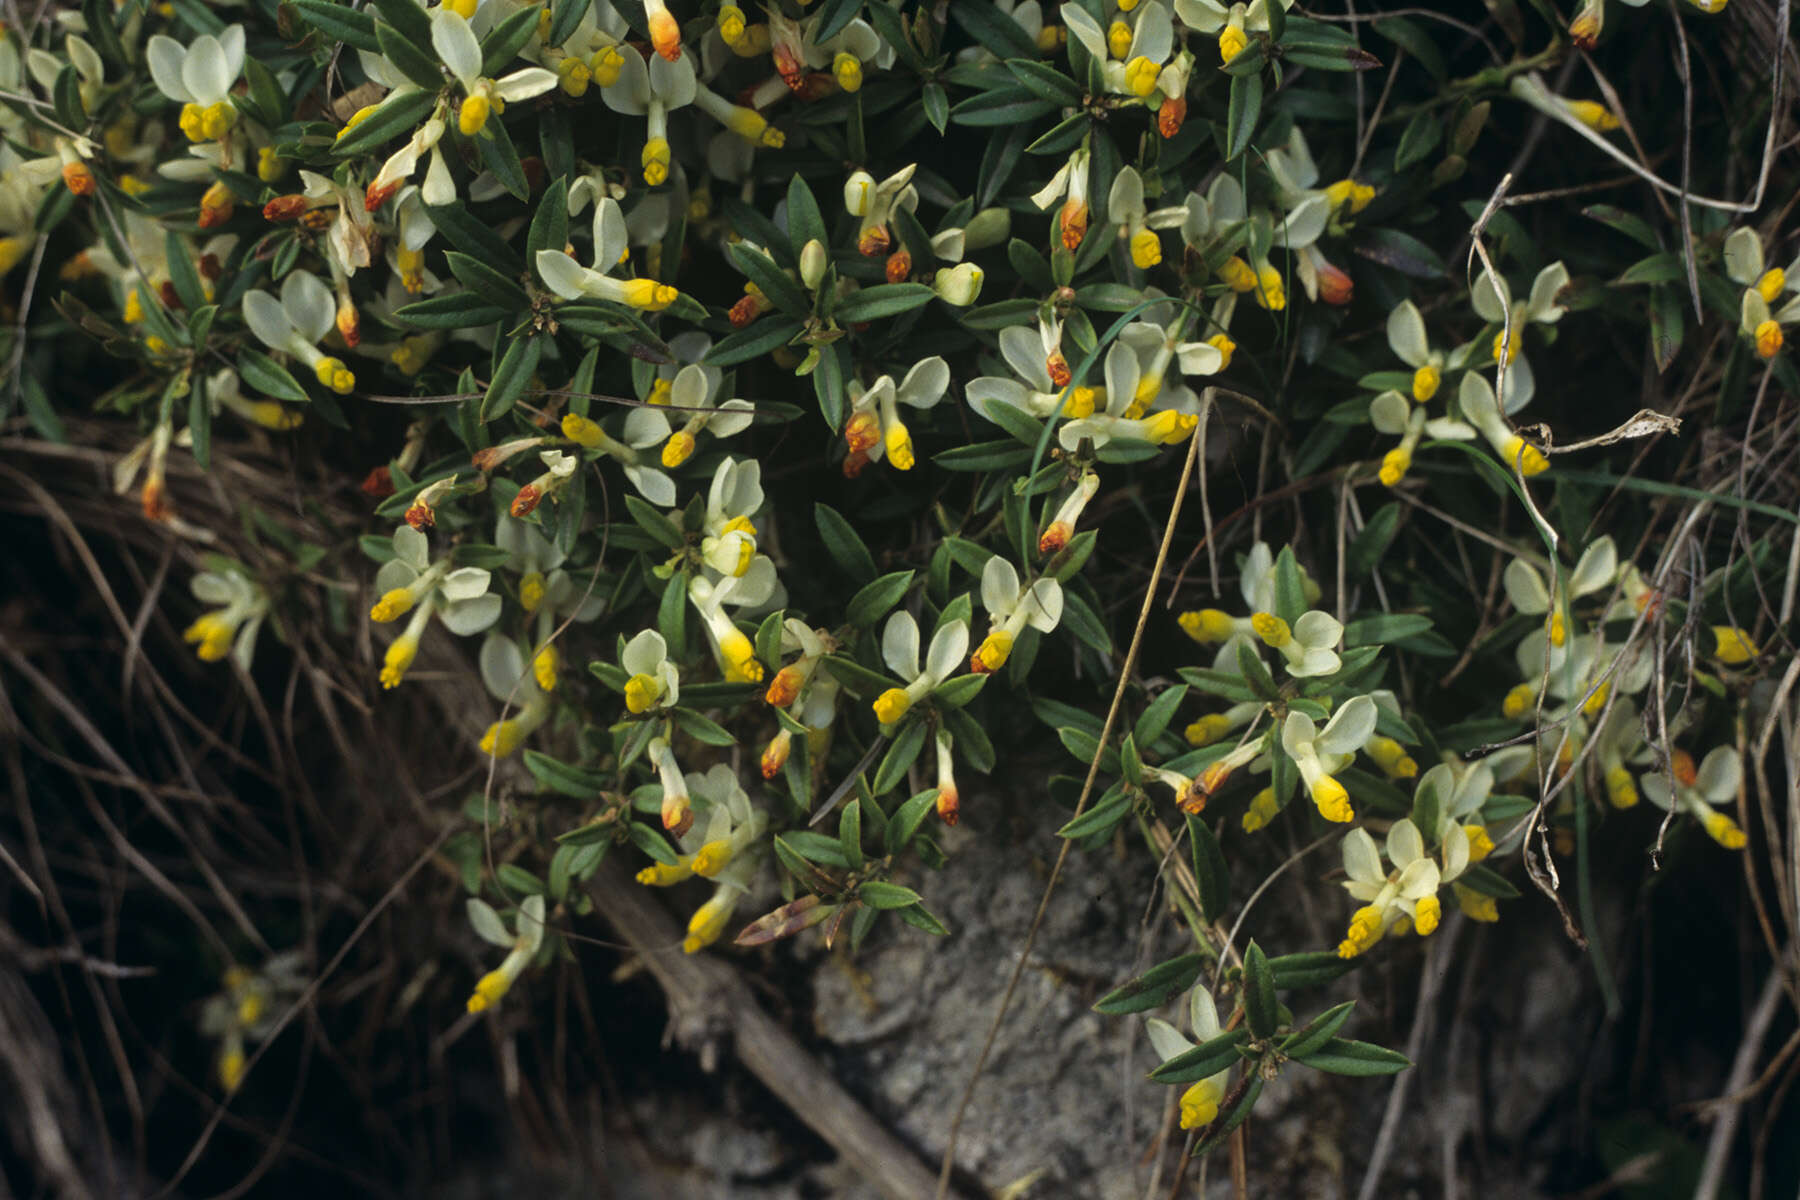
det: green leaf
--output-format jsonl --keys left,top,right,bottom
{"left": 1353, "top": 228, "right": 1447, "bottom": 279}
{"left": 527, "top": 178, "right": 570, "bottom": 261}
{"left": 1282, "top": 41, "right": 1381, "bottom": 70}
{"left": 376, "top": 19, "right": 445, "bottom": 90}
{"left": 496, "top": 863, "right": 544, "bottom": 896}
{"left": 657, "top": 570, "right": 687, "bottom": 655}
{"left": 938, "top": 703, "right": 995, "bottom": 773}
{"left": 1225, "top": 72, "right": 1263, "bottom": 161}
{"left": 894, "top": 902, "right": 950, "bottom": 936}
{"left": 1005, "top": 58, "right": 1082, "bottom": 105}
{"left": 951, "top": 87, "right": 1058, "bottom": 128}
{"left": 371, "top": 0, "right": 434, "bottom": 48}
{"left": 1177, "top": 668, "right": 1259, "bottom": 704}
{"left": 1371, "top": 16, "right": 1445, "bottom": 82}
{"left": 290, "top": 0, "right": 380, "bottom": 52}
{"left": 874, "top": 718, "right": 927, "bottom": 791}
{"left": 52, "top": 65, "right": 84, "bottom": 131}
{"left": 1055, "top": 786, "right": 1131, "bottom": 840}
{"left": 885, "top": 789, "right": 938, "bottom": 853}
{"left": 1294, "top": 1037, "right": 1412, "bottom": 1076}
{"left": 332, "top": 86, "right": 434, "bottom": 156}
{"left": 523, "top": 750, "right": 607, "bottom": 798}
{"left": 238, "top": 348, "right": 309, "bottom": 402}
{"left": 1582, "top": 204, "right": 1660, "bottom": 251}
{"left": 1272, "top": 546, "right": 1306, "bottom": 624}
{"left": 811, "top": 0, "right": 864, "bottom": 43}
{"left": 1059, "top": 588, "right": 1112, "bottom": 655}
{"left": 444, "top": 251, "right": 529, "bottom": 311}
{"left": 1342, "top": 613, "right": 1433, "bottom": 646}
{"left": 482, "top": 334, "right": 540, "bottom": 421}
{"left": 481, "top": 3, "right": 542, "bottom": 75}
{"left": 164, "top": 231, "right": 205, "bottom": 312}
{"left": 784, "top": 173, "right": 827, "bottom": 250}
{"left": 1192, "top": 1076, "right": 1262, "bottom": 1157}
{"left": 951, "top": 1, "right": 1042, "bottom": 59}
{"left": 1266, "top": 950, "right": 1357, "bottom": 990}
{"left": 672, "top": 708, "right": 735, "bottom": 747}
{"left": 704, "top": 317, "right": 806, "bottom": 368}
{"left": 624, "top": 494, "right": 684, "bottom": 549}
{"left": 1187, "top": 815, "right": 1230, "bottom": 922}
{"left": 475, "top": 115, "right": 529, "bottom": 202}
{"left": 839, "top": 799, "right": 864, "bottom": 870}
{"left": 935, "top": 440, "right": 1034, "bottom": 472}
{"left": 727, "top": 241, "right": 808, "bottom": 314}
{"left": 1234, "top": 641, "right": 1281, "bottom": 702}
{"left": 834, "top": 283, "right": 937, "bottom": 323}
{"left": 922, "top": 82, "right": 949, "bottom": 135}
{"left": 848, "top": 571, "right": 915, "bottom": 628}
{"left": 822, "top": 653, "right": 893, "bottom": 697}
{"left": 426, "top": 201, "right": 516, "bottom": 265}
{"left": 629, "top": 821, "right": 678, "bottom": 865}
{"left": 1394, "top": 109, "right": 1441, "bottom": 171}
{"left": 1134, "top": 685, "right": 1188, "bottom": 746}
{"left": 1147, "top": 1029, "right": 1249, "bottom": 1083}
{"left": 547, "top": 0, "right": 591, "bottom": 47}
{"left": 395, "top": 291, "right": 510, "bottom": 331}
{"left": 1281, "top": 1000, "right": 1356, "bottom": 1058}
{"left": 1242, "top": 941, "right": 1278, "bottom": 1039}
{"left": 1347, "top": 502, "right": 1401, "bottom": 575}
{"left": 1093, "top": 953, "right": 1207, "bottom": 1014}
{"left": 814, "top": 504, "right": 878, "bottom": 583}
{"left": 859, "top": 880, "right": 923, "bottom": 910}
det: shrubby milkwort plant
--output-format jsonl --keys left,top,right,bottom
{"left": 3, "top": 0, "right": 1793, "bottom": 1181}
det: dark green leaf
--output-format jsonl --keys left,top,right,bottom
{"left": 1188, "top": 815, "right": 1230, "bottom": 921}
{"left": 814, "top": 503, "right": 878, "bottom": 583}
{"left": 1294, "top": 1037, "right": 1412, "bottom": 1076}
{"left": 1093, "top": 953, "right": 1207, "bottom": 1014}
{"left": 1242, "top": 941, "right": 1278, "bottom": 1039}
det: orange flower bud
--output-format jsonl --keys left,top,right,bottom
{"left": 405, "top": 500, "right": 435, "bottom": 529}
{"left": 1158, "top": 96, "right": 1187, "bottom": 138}
{"left": 885, "top": 249, "right": 912, "bottom": 283}
{"left": 1058, "top": 199, "right": 1088, "bottom": 250}
{"left": 263, "top": 194, "right": 309, "bottom": 222}
{"left": 62, "top": 161, "right": 96, "bottom": 195}
{"left": 936, "top": 784, "right": 960, "bottom": 825}
{"left": 760, "top": 729, "right": 792, "bottom": 779}
{"left": 361, "top": 466, "right": 394, "bottom": 498}
{"left": 510, "top": 484, "right": 542, "bottom": 517}
{"left": 765, "top": 665, "right": 803, "bottom": 708}
{"left": 844, "top": 410, "right": 880, "bottom": 454}
{"left": 1046, "top": 351, "right": 1071, "bottom": 388}
{"left": 857, "top": 224, "right": 891, "bottom": 257}
{"left": 1318, "top": 262, "right": 1354, "bottom": 306}
{"left": 1038, "top": 521, "right": 1071, "bottom": 555}
{"left": 363, "top": 179, "right": 401, "bottom": 212}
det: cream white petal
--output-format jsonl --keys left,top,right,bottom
{"left": 1503, "top": 559, "right": 1550, "bottom": 615}
{"left": 1317, "top": 695, "right": 1377, "bottom": 757}
{"left": 1369, "top": 390, "right": 1411, "bottom": 435}
{"left": 1387, "top": 818, "right": 1425, "bottom": 868}
{"left": 624, "top": 465, "right": 676, "bottom": 506}
{"left": 440, "top": 566, "right": 492, "bottom": 602}
{"left": 897, "top": 356, "right": 951, "bottom": 408}
{"left": 924, "top": 620, "right": 970, "bottom": 681}
{"left": 431, "top": 10, "right": 483, "bottom": 86}
{"left": 495, "top": 66, "right": 559, "bottom": 101}
{"left": 881, "top": 611, "right": 921, "bottom": 678}
{"left": 242, "top": 289, "right": 295, "bottom": 349}
{"left": 441, "top": 593, "right": 503, "bottom": 636}
{"left": 1022, "top": 578, "right": 1064, "bottom": 632}
{"left": 1722, "top": 227, "right": 1764, "bottom": 285}
{"left": 980, "top": 555, "right": 1021, "bottom": 616}
{"left": 622, "top": 628, "right": 668, "bottom": 676}
{"left": 147, "top": 35, "right": 194, "bottom": 102}
{"left": 1696, "top": 746, "right": 1741, "bottom": 803}
{"left": 535, "top": 249, "right": 595, "bottom": 299}
{"left": 1387, "top": 300, "right": 1429, "bottom": 367}
{"left": 1341, "top": 826, "right": 1383, "bottom": 885}
{"left": 181, "top": 34, "right": 234, "bottom": 106}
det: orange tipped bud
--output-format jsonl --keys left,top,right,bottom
{"left": 773, "top": 45, "right": 806, "bottom": 90}
{"left": 405, "top": 500, "right": 435, "bottom": 529}
{"left": 760, "top": 729, "right": 792, "bottom": 779}
{"left": 841, "top": 449, "right": 870, "bottom": 478}
{"left": 300, "top": 209, "right": 334, "bottom": 233}
{"left": 62, "top": 161, "right": 96, "bottom": 195}
{"left": 1038, "top": 521, "right": 1071, "bottom": 555}
{"left": 1058, "top": 199, "right": 1088, "bottom": 250}
{"left": 198, "top": 181, "right": 235, "bottom": 229}
{"left": 142, "top": 479, "right": 170, "bottom": 521}
{"left": 510, "top": 484, "right": 542, "bottom": 517}
{"left": 364, "top": 179, "right": 402, "bottom": 212}
{"left": 1672, "top": 749, "right": 1697, "bottom": 788}
{"left": 1318, "top": 262, "right": 1354, "bottom": 306}
{"left": 263, "top": 194, "right": 309, "bottom": 222}
{"left": 728, "top": 292, "right": 768, "bottom": 328}
{"left": 1158, "top": 96, "right": 1186, "bottom": 138}
{"left": 336, "top": 302, "right": 360, "bottom": 348}
{"left": 857, "top": 224, "right": 891, "bottom": 257}
{"left": 1046, "top": 351, "right": 1071, "bottom": 388}
{"left": 885, "top": 249, "right": 912, "bottom": 283}
{"left": 662, "top": 794, "right": 693, "bottom": 837}
{"left": 936, "top": 784, "right": 960, "bottom": 825}
{"left": 844, "top": 410, "right": 880, "bottom": 454}
{"left": 765, "top": 665, "right": 803, "bottom": 708}
{"left": 198, "top": 253, "right": 223, "bottom": 280}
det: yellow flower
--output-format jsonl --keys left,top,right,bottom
{"left": 1411, "top": 365, "right": 1440, "bottom": 403}
{"left": 972, "top": 630, "right": 1013, "bottom": 673}
{"left": 380, "top": 634, "right": 419, "bottom": 690}
{"left": 1711, "top": 626, "right": 1757, "bottom": 665}
{"left": 1337, "top": 904, "right": 1383, "bottom": 958}
{"left": 1179, "top": 1079, "right": 1222, "bottom": 1129}
{"left": 479, "top": 719, "right": 526, "bottom": 758}
{"left": 1178, "top": 609, "right": 1238, "bottom": 644}
{"left": 465, "top": 967, "right": 511, "bottom": 1013}
{"left": 370, "top": 588, "right": 414, "bottom": 623}
{"left": 1754, "top": 320, "right": 1782, "bottom": 359}
{"left": 1218, "top": 23, "right": 1247, "bottom": 62}
{"left": 872, "top": 687, "right": 911, "bottom": 725}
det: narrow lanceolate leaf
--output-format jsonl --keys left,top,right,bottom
{"left": 332, "top": 87, "right": 435, "bottom": 156}
{"left": 1280, "top": 1000, "right": 1356, "bottom": 1059}
{"left": 1093, "top": 953, "right": 1207, "bottom": 1015}
{"left": 1241, "top": 942, "right": 1278, "bottom": 1039}
{"left": 1224, "top": 73, "right": 1262, "bottom": 161}
{"left": 1293, "top": 1037, "right": 1412, "bottom": 1076}
{"left": 858, "top": 880, "right": 923, "bottom": 910}
{"left": 833, "top": 284, "right": 936, "bottom": 323}
{"left": 1147, "top": 1029, "right": 1250, "bottom": 1083}
{"left": 1187, "top": 815, "right": 1230, "bottom": 922}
